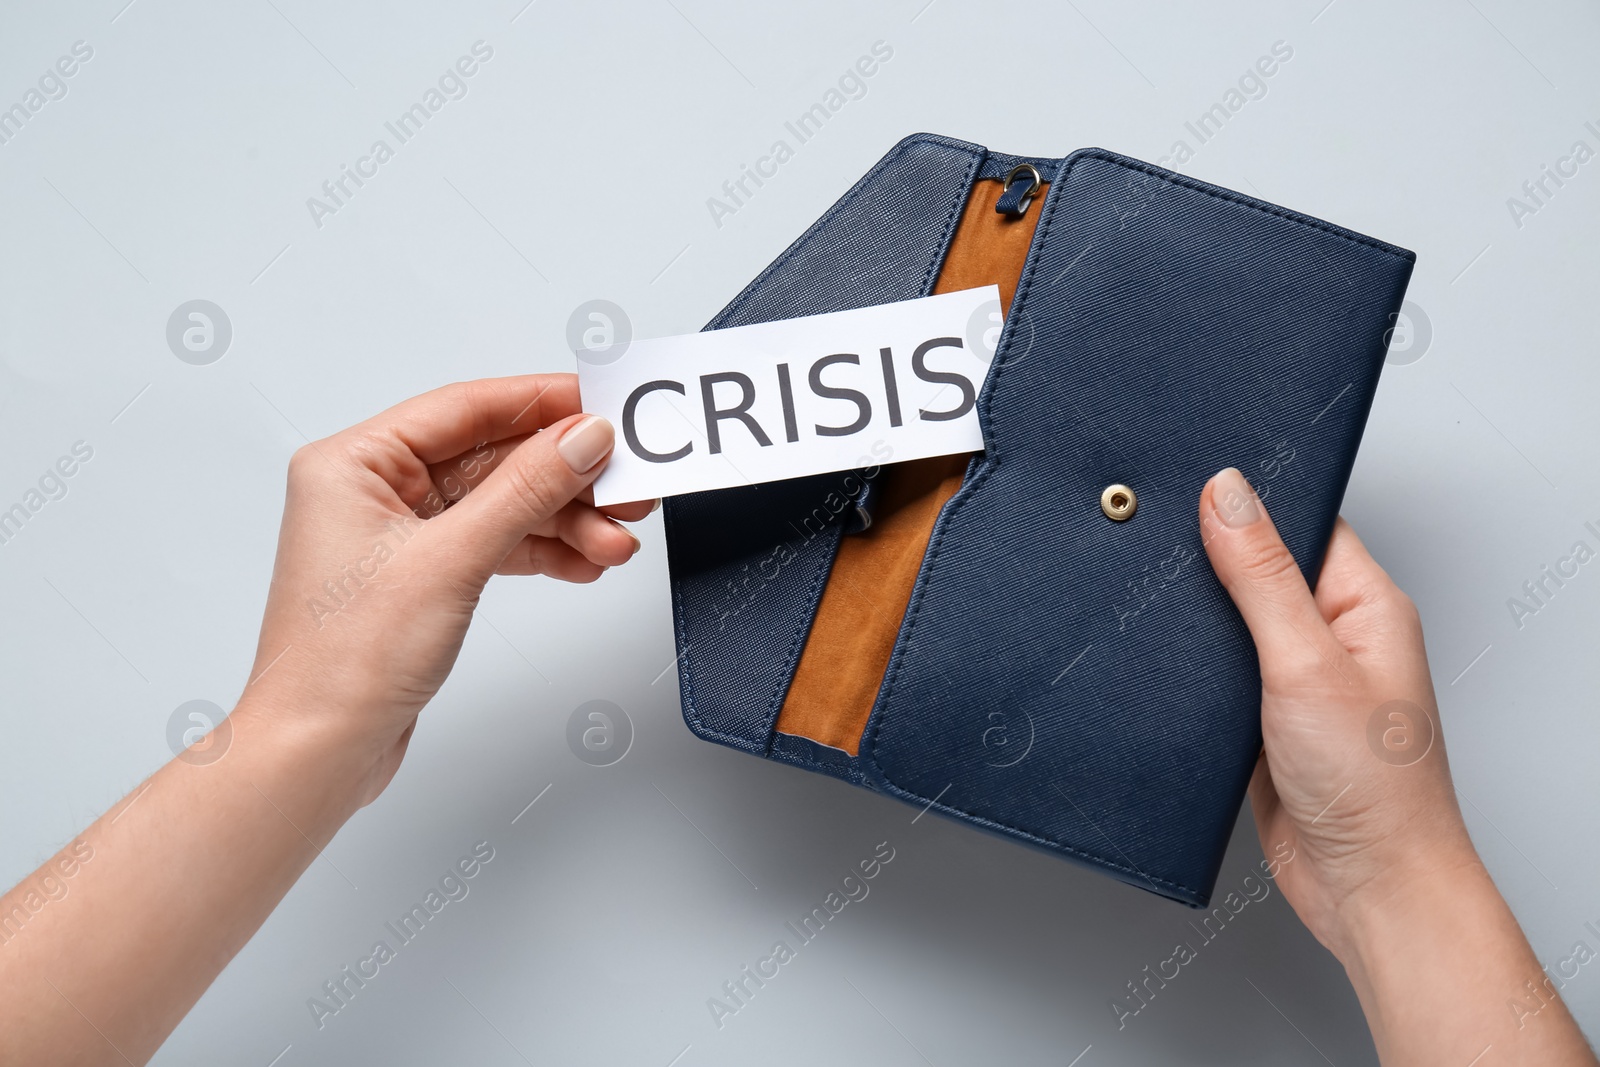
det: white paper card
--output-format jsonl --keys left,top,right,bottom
{"left": 579, "top": 286, "right": 1000, "bottom": 506}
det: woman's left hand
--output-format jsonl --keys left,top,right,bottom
{"left": 239, "top": 373, "right": 651, "bottom": 805}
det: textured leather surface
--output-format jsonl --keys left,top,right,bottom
{"left": 977, "top": 152, "right": 1059, "bottom": 182}
{"left": 664, "top": 136, "right": 1415, "bottom": 906}
{"left": 859, "top": 149, "right": 1414, "bottom": 905}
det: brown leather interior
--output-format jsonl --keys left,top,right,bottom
{"left": 773, "top": 176, "right": 1048, "bottom": 754}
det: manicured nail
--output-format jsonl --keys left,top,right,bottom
{"left": 1214, "top": 467, "right": 1260, "bottom": 528}
{"left": 557, "top": 416, "right": 613, "bottom": 474}
{"left": 649, "top": 498, "right": 662, "bottom": 514}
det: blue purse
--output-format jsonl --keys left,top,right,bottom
{"left": 663, "top": 134, "right": 1414, "bottom": 906}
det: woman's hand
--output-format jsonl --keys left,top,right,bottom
{"left": 240, "top": 373, "right": 652, "bottom": 806}
{"left": 0, "top": 374, "right": 653, "bottom": 1067}
{"left": 1200, "top": 467, "right": 1595, "bottom": 1066}
{"left": 1199, "top": 467, "right": 1471, "bottom": 952}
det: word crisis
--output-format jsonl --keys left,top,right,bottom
{"left": 621, "top": 337, "right": 976, "bottom": 463}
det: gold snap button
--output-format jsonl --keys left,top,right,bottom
{"left": 1101, "top": 484, "right": 1137, "bottom": 522}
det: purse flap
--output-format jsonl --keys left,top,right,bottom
{"left": 858, "top": 149, "right": 1414, "bottom": 905}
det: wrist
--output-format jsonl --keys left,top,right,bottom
{"left": 1335, "top": 840, "right": 1494, "bottom": 979}
{"left": 225, "top": 692, "right": 380, "bottom": 821}
{"left": 1320, "top": 802, "right": 1484, "bottom": 959}
{"left": 1333, "top": 843, "right": 1553, "bottom": 1060}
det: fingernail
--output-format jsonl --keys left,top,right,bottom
{"left": 1214, "top": 467, "right": 1260, "bottom": 528}
{"left": 557, "top": 416, "right": 613, "bottom": 474}
{"left": 615, "top": 521, "right": 642, "bottom": 555}
{"left": 649, "top": 498, "right": 662, "bottom": 514}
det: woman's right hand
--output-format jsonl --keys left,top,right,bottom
{"left": 1199, "top": 467, "right": 1473, "bottom": 952}
{"left": 1200, "top": 466, "right": 1595, "bottom": 1066}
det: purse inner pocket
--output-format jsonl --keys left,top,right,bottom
{"left": 772, "top": 175, "right": 1047, "bottom": 754}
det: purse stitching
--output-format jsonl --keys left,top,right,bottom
{"left": 867, "top": 148, "right": 1412, "bottom": 896}
{"left": 1102, "top": 150, "right": 1414, "bottom": 262}
{"left": 671, "top": 133, "right": 982, "bottom": 762}
{"left": 708, "top": 133, "right": 976, "bottom": 332}
{"left": 680, "top": 142, "right": 1400, "bottom": 899}
{"left": 864, "top": 148, "right": 1277, "bottom": 899}
{"left": 755, "top": 141, "right": 983, "bottom": 768}
{"left": 671, "top": 135, "right": 933, "bottom": 751}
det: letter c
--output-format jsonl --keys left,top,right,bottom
{"left": 622, "top": 380, "right": 692, "bottom": 463}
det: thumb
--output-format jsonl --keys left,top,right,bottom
{"left": 434, "top": 413, "right": 615, "bottom": 578}
{"left": 1200, "top": 467, "right": 1340, "bottom": 678}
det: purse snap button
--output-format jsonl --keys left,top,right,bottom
{"left": 1101, "top": 484, "right": 1137, "bottom": 521}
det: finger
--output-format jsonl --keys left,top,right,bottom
{"left": 418, "top": 451, "right": 653, "bottom": 541}
{"left": 1315, "top": 517, "right": 1426, "bottom": 663}
{"left": 346, "top": 375, "right": 580, "bottom": 466}
{"left": 1199, "top": 467, "right": 1345, "bottom": 677}
{"left": 496, "top": 535, "right": 607, "bottom": 582}
{"left": 1312, "top": 517, "right": 1396, "bottom": 624}
{"left": 422, "top": 448, "right": 654, "bottom": 524}
{"left": 550, "top": 500, "right": 640, "bottom": 567}
{"left": 416, "top": 434, "right": 532, "bottom": 516}
{"left": 433, "top": 413, "right": 615, "bottom": 576}
{"left": 599, "top": 498, "right": 659, "bottom": 523}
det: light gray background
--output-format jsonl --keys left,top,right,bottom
{"left": 2, "top": 0, "right": 1596, "bottom": 1063}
